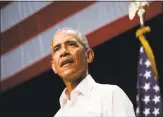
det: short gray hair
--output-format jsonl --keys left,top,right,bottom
{"left": 55, "top": 27, "right": 89, "bottom": 50}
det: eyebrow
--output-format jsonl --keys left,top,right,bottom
{"left": 53, "top": 39, "right": 78, "bottom": 50}
{"left": 65, "top": 39, "right": 78, "bottom": 45}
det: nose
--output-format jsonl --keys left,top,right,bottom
{"left": 60, "top": 46, "right": 70, "bottom": 57}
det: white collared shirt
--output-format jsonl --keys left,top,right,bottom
{"left": 54, "top": 74, "right": 135, "bottom": 117}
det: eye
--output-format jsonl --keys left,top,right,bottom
{"left": 53, "top": 47, "right": 59, "bottom": 52}
{"left": 67, "top": 41, "right": 78, "bottom": 47}
{"left": 68, "top": 42, "right": 74, "bottom": 46}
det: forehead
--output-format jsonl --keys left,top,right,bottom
{"left": 52, "top": 30, "right": 80, "bottom": 46}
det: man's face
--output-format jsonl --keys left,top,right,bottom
{"left": 51, "top": 31, "right": 88, "bottom": 81}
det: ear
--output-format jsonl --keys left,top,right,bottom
{"left": 86, "top": 49, "right": 94, "bottom": 63}
{"left": 51, "top": 61, "right": 57, "bottom": 74}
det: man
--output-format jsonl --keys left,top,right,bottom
{"left": 51, "top": 27, "right": 135, "bottom": 117}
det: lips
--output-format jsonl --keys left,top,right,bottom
{"left": 60, "top": 58, "right": 74, "bottom": 67}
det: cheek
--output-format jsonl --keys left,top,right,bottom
{"left": 52, "top": 55, "right": 60, "bottom": 67}
{"left": 75, "top": 51, "right": 87, "bottom": 66}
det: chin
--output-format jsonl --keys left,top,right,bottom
{"left": 60, "top": 69, "right": 76, "bottom": 78}
{"left": 60, "top": 69, "right": 82, "bottom": 80}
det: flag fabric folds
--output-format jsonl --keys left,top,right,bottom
{"left": 136, "top": 27, "right": 163, "bottom": 117}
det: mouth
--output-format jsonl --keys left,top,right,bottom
{"left": 60, "top": 58, "right": 74, "bottom": 67}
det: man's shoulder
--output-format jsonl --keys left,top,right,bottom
{"left": 95, "top": 82, "right": 120, "bottom": 90}
{"left": 93, "top": 83, "right": 122, "bottom": 94}
{"left": 90, "top": 83, "right": 126, "bottom": 105}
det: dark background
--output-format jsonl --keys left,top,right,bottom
{"left": 1, "top": 13, "right": 163, "bottom": 117}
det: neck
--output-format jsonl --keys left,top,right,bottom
{"left": 64, "top": 73, "right": 88, "bottom": 99}
{"left": 65, "top": 82, "right": 78, "bottom": 99}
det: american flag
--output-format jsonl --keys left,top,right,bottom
{"left": 136, "top": 45, "right": 163, "bottom": 117}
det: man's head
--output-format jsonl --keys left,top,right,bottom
{"left": 51, "top": 28, "right": 94, "bottom": 81}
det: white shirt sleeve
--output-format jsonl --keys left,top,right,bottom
{"left": 106, "top": 85, "right": 136, "bottom": 117}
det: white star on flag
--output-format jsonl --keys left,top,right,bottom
{"left": 143, "top": 70, "right": 151, "bottom": 79}
{"left": 143, "top": 95, "right": 150, "bottom": 104}
{"left": 152, "top": 108, "right": 160, "bottom": 116}
{"left": 143, "top": 83, "right": 150, "bottom": 91}
{"left": 140, "top": 46, "right": 144, "bottom": 53}
{"left": 144, "top": 59, "right": 151, "bottom": 68}
{"left": 153, "top": 84, "right": 160, "bottom": 92}
{"left": 139, "top": 58, "right": 143, "bottom": 65}
{"left": 136, "top": 95, "right": 139, "bottom": 101}
{"left": 136, "top": 107, "right": 140, "bottom": 115}
{"left": 152, "top": 95, "right": 160, "bottom": 104}
{"left": 143, "top": 108, "right": 150, "bottom": 116}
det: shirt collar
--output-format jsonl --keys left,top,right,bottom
{"left": 59, "top": 74, "right": 96, "bottom": 108}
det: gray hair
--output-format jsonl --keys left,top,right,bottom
{"left": 55, "top": 27, "right": 89, "bottom": 50}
